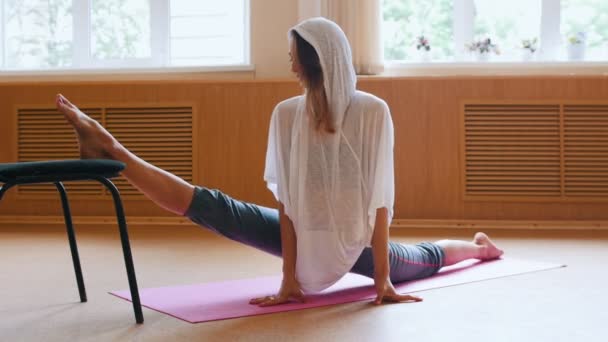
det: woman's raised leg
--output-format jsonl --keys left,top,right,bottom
{"left": 56, "top": 94, "right": 195, "bottom": 215}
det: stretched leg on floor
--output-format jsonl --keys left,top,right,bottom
{"left": 436, "top": 232, "right": 504, "bottom": 266}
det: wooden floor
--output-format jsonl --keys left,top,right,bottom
{"left": 0, "top": 224, "right": 606, "bottom": 342}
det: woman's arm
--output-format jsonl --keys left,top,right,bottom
{"left": 278, "top": 202, "right": 297, "bottom": 281}
{"left": 371, "top": 207, "right": 423, "bottom": 304}
{"left": 371, "top": 207, "right": 390, "bottom": 287}
{"left": 250, "top": 202, "right": 305, "bottom": 306}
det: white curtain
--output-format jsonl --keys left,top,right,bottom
{"left": 299, "top": 0, "right": 384, "bottom": 75}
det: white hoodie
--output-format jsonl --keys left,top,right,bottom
{"left": 264, "top": 17, "right": 395, "bottom": 293}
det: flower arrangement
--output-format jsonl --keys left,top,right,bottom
{"left": 416, "top": 36, "right": 430, "bottom": 51}
{"left": 521, "top": 38, "right": 538, "bottom": 53}
{"left": 466, "top": 38, "right": 500, "bottom": 55}
{"left": 566, "top": 32, "right": 587, "bottom": 60}
{"left": 567, "top": 32, "right": 586, "bottom": 45}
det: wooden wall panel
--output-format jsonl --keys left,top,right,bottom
{"left": 1, "top": 76, "right": 607, "bottom": 222}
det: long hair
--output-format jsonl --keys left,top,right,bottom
{"left": 291, "top": 30, "right": 334, "bottom": 133}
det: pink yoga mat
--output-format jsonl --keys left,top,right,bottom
{"left": 110, "top": 257, "right": 564, "bottom": 323}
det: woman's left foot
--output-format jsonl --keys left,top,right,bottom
{"left": 473, "top": 232, "right": 504, "bottom": 260}
{"left": 56, "top": 93, "right": 121, "bottom": 160}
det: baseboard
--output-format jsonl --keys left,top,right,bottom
{"left": 391, "top": 219, "right": 608, "bottom": 230}
{"left": 1, "top": 216, "right": 607, "bottom": 230}
{"left": 0, "top": 215, "right": 192, "bottom": 227}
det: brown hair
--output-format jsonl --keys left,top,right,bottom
{"left": 291, "top": 30, "right": 334, "bottom": 133}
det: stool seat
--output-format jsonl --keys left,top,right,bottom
{"left": 0, "top": 159, "right": 125, "bottom": 183}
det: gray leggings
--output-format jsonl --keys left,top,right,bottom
{"left": 185, "top": 187, "right": 445, "bottom": 284}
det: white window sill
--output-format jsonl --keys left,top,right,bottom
{"left": 0, "top": 65, "right": 255, "bottom": 83}
{"left": 383, "top": 61, "right": 608, "bottom": 77}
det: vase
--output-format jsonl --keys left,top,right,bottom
{"left": 417, "top": 49, "right": 431, "bottom": 62}
{"left": 567, "top": 44, "right": 586, "bottom": 61}
{"left": 475, "top": 51, "right": 490, "bottom": 61}
{"left": 521, "top": 49, "right": 535, "bottom": 61}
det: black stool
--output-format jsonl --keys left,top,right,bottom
{"left": 0, "top": 159, "right": 143, "bottom": 324}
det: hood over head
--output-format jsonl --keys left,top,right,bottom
{"left": 291, "top": 17, "right": 357, "bottom": 128}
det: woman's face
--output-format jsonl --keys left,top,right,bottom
{"left": 289, "top": 38, "right": 302, "bottom": 81}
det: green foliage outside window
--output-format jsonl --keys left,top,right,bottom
{"left": 383, "top": 0, "right": 453, "bottom": 61}
{"left": 91, "top": 0, "right": 150, "bottom": 60}
{"left": 383, "top": 0, "right": 608, "bottom": 61}
{"left": 5, "top": 0, "right": 72, "bottom": 68}
{"left": 4, "top": 0, "right": 147, "bottom": 69}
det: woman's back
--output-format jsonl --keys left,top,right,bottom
{"left": 267, "top": 90, "right": 394, "bottom": 292}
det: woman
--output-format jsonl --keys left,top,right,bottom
{"left": 254, "top": 17, "right": 502, "bottom": 306}
{"left": 55, "top": 18, "right": 502, "bottom": 308}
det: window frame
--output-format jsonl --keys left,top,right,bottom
{"left": 0, "top": 0, "right": 251, "bottom": 72}
{"left": 384, "top": 60, "right": 608, "bottom": 77}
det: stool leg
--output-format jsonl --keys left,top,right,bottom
{"left": 0, "top": 183, "right": 15, "bottom": 200}
{"left": 55, "top": 182, "right": 87, "bottom": 303}
{"left": 97, "top": 177, "right": 144, "bottom": 324}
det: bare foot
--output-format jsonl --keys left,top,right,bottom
{"left": 473, "top": 232, "right": 504, "bottom": 260}
{"left": 56, "top": 94, "right": 120, "bottom": 160}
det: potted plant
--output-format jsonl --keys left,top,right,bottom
{"left": 521, "top": 38, "right": 538, "bottom": 61}
{"left": 416, "top": 35, "right": 431, "bottom": 62}
{"left": 466, "top": 38, "right": 500, "bottom": 61}
{"left": 567, "top": 32, "right": 586, "bottom": 61}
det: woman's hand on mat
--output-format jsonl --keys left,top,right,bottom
{"left": 374, "top": 278, "right": 423, "bottom": 305}
{"left": 249, "top": 276, "right": 305, "bottom": 307}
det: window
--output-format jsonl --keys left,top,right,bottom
{"left": 383, "top": 0, "right": 608, "bottom": 62}
{"left": 383, "top": 0, "right": 453, "bottom": 61}
{"left": 170, "top": 0, "right": 247, "bottom": 66}
{"left": 0, "top": 0, "right": 250, "bottom": 71}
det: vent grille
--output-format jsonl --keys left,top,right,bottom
{"left": 464, "top": 104, "right": 561, "bottom": 197}
{"left": 105, "top": 107, "right": 193, "bottom": 196}
{"left": 16, "top": 106, "right": 193, "bottom": 197}
{"left": 464, "top": 103, "right": 608, "bottom": 201}
{"left": 564, "top": 105, "right": 608, "bottom": 197}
